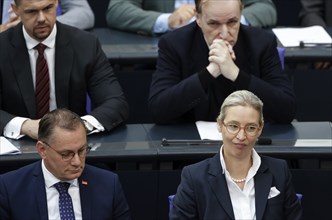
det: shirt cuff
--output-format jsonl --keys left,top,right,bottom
{"left": 240, "top": 15, "right": 250, "bottom": 26}
{"left": 3, "top": 117, "right": 29, "bottom": 140}
{"left": 81, "top": 115, "right": 105, "bottom": 135}
{"left": 153, "top": 13, "right": 171, "bottom": 33}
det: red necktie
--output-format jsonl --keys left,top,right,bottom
{"left": 35, "top": 43, "right": 50, "bottom": 118}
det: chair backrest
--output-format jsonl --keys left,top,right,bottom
{"left": 168, "top": 194, "right": 175, "bottom": 212}
{"left": 86, "top": 95, "right": 91, "bottom": 113}
{"left": 296, "top": 193, "right": 303, "bottom": 204}
{"left": 277, "top": 47, "right": 286, "bottom": 70}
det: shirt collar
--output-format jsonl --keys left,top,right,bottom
{"left": 41, "top": 159, "right": 78, "bottom": 189}
{"left": 23, "top": 23, "right": 57, "bottom": 50}
{"left": 219, "top": 145, "right": 261, "bottom": 176}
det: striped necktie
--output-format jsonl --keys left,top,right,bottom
{"left": 34, "top": 43, "right": 50, "bottom": 118}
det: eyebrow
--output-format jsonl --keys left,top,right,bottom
{"left": 23, "top": 3, "right": 55, "bottom": 12}
{"left": 59, "top": 144, "right": 88, "bottom": 153}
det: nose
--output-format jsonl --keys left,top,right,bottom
{"left": 70, "top": 153, "right": 82, "bottom": 166}
{"left": 219, "top": 25, "right": 229, "bottom": 39}
{"left": 236, "top": 128, "right": 246, "bottom": 140}
{"left": 37, "top": 11, "right": 46, "bottom": 22}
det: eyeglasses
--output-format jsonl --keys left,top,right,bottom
{"left": 222, "top": 122, "right": 260, "bottom": 137}
{"left": 41, "top": 141, "right": 91, "bottom": 161}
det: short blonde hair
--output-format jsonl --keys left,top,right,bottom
{"left": 216, "top": 90, "right": 264, "bottom": 126}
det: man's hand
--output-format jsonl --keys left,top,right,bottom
{"left": 21, "top": 119, "right": 40, "bottom": 140}
{"left": 207, "top": 39, "right": 239, "bottom": 81}
{"left": 168, "top": 4, "right": 195, "bottom": 30}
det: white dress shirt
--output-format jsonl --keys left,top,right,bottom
{"left": 41, "top": 160, "right": 82, "bottom": 220}
{"left": 220, "top": 146, "right": 261, "bottom": 220}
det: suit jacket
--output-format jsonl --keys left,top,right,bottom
{"left": 106, "top": 0, "right": 175, "bottom": 35}
{"left": 0, "top": 161, "right": 131, "bottom": 220}
{"left": 299, "top": 0, "right": 332, "bottom": 27}
{"left": 0, "top": 22, "right": 129, "bottom": 134}
{"left": 169, "top": 153, "right": 302, "bottom": 220}
{"left": 241, "top": 0, "right": 277, "bottom": 27}
{"left": 106, "top": 0, "right": 276, "bottom": 35}
{"left": 148, "top": 22, "right": 296, "bottom": 124}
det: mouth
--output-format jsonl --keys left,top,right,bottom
{"left": 233, "top": 143, "right": 247, "bottom": 149}
{"left": 70, "top": 168, "right": 83, "bottom": 174}
{"left": 35, "top": 25, "right": 49, "bottom": 31}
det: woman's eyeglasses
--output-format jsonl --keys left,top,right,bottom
{"left": 222, "top": 122, "right": 260, "bottom": 137}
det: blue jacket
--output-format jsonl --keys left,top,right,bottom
{"left": 0, "top": 161, "right": 131, "bottom": 220}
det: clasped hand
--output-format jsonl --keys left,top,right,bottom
{"left": 207, "top": 39, "right": 239, "bottom": 81}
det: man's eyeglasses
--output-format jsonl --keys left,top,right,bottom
{"left": 41, "top": 141, "right": 91, "bottom": 161}
{"left": 222, "top": 122, "right": 260, "bottom": 137}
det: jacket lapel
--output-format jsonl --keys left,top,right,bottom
{"left": 54, "top": 22, "right": 74, "bottom": 108}
{"left": 78, "top": 170, "right": 92, "bottom": 220}
{"left": 33, "top": 162, "right": 49, "bottom": 219}
{"left": 254, "top": 161, "right": 272, "bottom": 220}
{"left": 10, "top": 24, "right": 37, "bottom": 117}
{"left": 207, "top": 153, "right": 235, "bottom": 219}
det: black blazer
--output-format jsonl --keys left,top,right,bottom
{"left": 0, "top": 22, "right": 128, "bottom": 134}
{"left": 149, "top": 22, "right": 296, "bottom": 124}
{"left": 299, "top": 0, "right": 332, "bottom": 27}
{"left": 0, "top": 161, "right": 131, "bottom": 220}
{"left": 170, "top": 153, "right": 303, "bottom": 220}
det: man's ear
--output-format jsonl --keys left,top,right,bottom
{"left": 11, "top": 2, "right": 19, "bottom": 16}
{"left": 196, "top": 13, "right": 202, "bottom": 28}
{"left": 36, "top": 141, "right": 47, "bottom": 159}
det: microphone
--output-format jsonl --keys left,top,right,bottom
{"left": 257, "top": 137, "right": 272, "bottom": 145}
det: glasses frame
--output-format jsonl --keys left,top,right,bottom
{"left": 222, "top": 121, "right": 261, "bottom": 137}
{"left": 41, "top": 141, "right": 91, "bottom": 161}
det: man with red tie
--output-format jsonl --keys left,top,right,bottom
{"left": 0, "top": 0, "right": 128, "bottom": 140}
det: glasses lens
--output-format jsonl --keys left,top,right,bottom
{"left": 245, "top": 125, "right": 258, "bottom": 136}
{"left": 226, "top": 124, "right": 239, "bottom": 134}
{"left": 62, "top": 152, "right": 75, "bottom": 161}
{"left": 224, "top": 122, "right": 259, "bottom": 136}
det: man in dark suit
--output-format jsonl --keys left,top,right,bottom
{"left": 169, "top": 90, "right": 302, "bottom": 220}
{"left": 106, "top": 0, "right": 277, "bottom": 35}
{"left": 0, "top": 0, "right": 128, "bottom": 140}
{"left": 0, "top": 108, "right": 131, "bottom": 220}
{"left": 299, "top": 0, "right": 332, "bottom": 28}
{"left": 148, "top": 0, "right": 295, "bottom": 124}
{"left": 299, "top": 0, "right": 332, "bottom": 70}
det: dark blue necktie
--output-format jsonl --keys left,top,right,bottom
{"left": 54, "top": 182, "right": 75, "bottom": 220}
